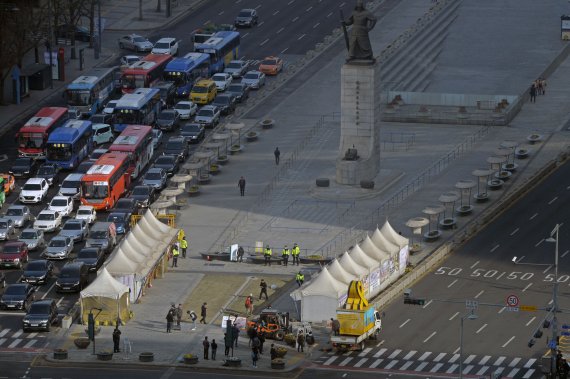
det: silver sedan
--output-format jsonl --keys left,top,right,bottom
{"left": 0, "top": 218, "right": 15, "bottom": 240}
{"left": 241, "top": 70, "right": 266, "bottom": 89}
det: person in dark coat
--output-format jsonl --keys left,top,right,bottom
{"left": 237, "top": 245, "right": 244, "bottom": 262}
{"left": 112, "top": 326, "right": 121, "bottom": 352}
{"left": 529, "top": 84, "right": 537, "bottom": 103}
{"left": 274, "top": 147, "right": 280, "bottom": 165}
{"left": 211, "top": 339, "right": 218, "bottom": 360}
{"left": 270, "top": 343, "right": 278, "bottom": 360}
{"left": 166, "top": 310, "right": 174, "bottom": 333}
{"left": 200, "top": 302, "right": 207, "bottom": 324}
{"left": 232, "top": 324, "right": 240, "bottom": 347}
{"left": 176, "top": 304, "right": 183, "bottom": 327}
{"left": 224, "top": 333, "right": 232, "bottom": 356}
{"left": 238, "top": 176, "right": 246, "bottom": 196}
{"left": 203, "top": 336, "right": 210, "bottom": 360}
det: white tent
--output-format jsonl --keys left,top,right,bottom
{"left": 380, "top": 220, "right": 409, "bottom": 249}
{"left": 327, "top": 259, "right": 356, "bottom": 285}
{"left": 80, "top": 268, "right": 131, "bottom": 325}
{"left": 349, "top": 244, "right": 380, "bottom": 268}
{"left": 371, "top": 227, "right": 399, "bottom": 256}
{"left": 360, "top": 236, "right": 390, "bottom": 262}
{"left": 290, "top": 267, "right": 347, "bottom": 322}
{"left": 337, "top": 251, "right": 369, "bottom": 277}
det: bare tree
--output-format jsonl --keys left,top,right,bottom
{"left": 52, "top": 0, "right": 90, "bottom": 59}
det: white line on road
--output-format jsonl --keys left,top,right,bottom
{"left": 399, "top": 319, "right": 410, "bottom": 328}
{"left": 327, "top": 12, "right": 333, "bottom": 17}
{"left": 490, "top": 244, "right": 500, "bottom": 252}
{"left": 255, "top": 4, "right": 261, "bottom": 9}
{"left": 8, "top": 339, "right": 22, "bottom": 348}
{"left": 42, "top": 282, "right": 57, "bottom": 299}
{"left": 280, "top": 47, "right": 288, "bottom": 54}
{"left": 276, "top": 27, "right": 284, "bottom": 34}
{"left": 313, "top": 22, "right": 320, "bottom": 28}
{"left": 56, "top": 297, "right": 64, "bottom": 306}
{"left": 323, "top": 355, "right": 338, "bottom": 365}
{"left": 563, "top": 250, "right": 570, "bottom": 258}
{"left": 12, "top": 330, "right": 23, "bottom": 338}
{"left": 306, "top": 6, "right": 313, "bottom": 11}
{"left": 526, "top": 317, "right": 536, "bottom": 326}
{"left": 475, "top": 290, "right": 484, "bottom": 299}
{"left": 297, "top": 34, "right": 305, "bottom": 40}
{"left": 470, "top": 261, "right": 479, "bottom": 269}
{"left": 23, "top": 340, "right": 36, "bottom": 348}
{"left": 287, "top": 0, "right": 295, "bottom": 4}
{"left": 358, "top": 348, "right": 372, "bottom": 357}
{"left": 510, "top": 228, "right": 519, "bottom": 236}
{"left": 354, "top": 358, "right": 368, "bottom": 367}
{"left": 422, "top": 300, "right": 433, "bottom": 309}
{"left": 340, "top": 1, "right": 346, "bottom": 6}
{"left": 543, "top": 265, "right": 552, "bottom": 273}
{"left": 498, "top": 307, "right": 506, "bottom": 314}
{"left": 430, "top": 363, "right": 444, "bottom": 372}
{"left": 530, "top": 213, "right": 538, "bottom": 220}
{"left": 449, "top": 312, "right": 459, "bottom": 321}
{"left": 496, "top": 272, "right": 505, "bottom": 280}
{"left": 242, "top": 32, "right": 249, "bottom": 38}
{"left": 260, "top": 38, "right": 269, "bottom": 46}
{"left": 523, "top": 283, "right": 533, "bottom": 292}
{"left": 0, "top": 329, "right": 10, "bottom": 338}
{"left": 273, "top": 10, "right": 279, "bottom": 15}
{"left": 423, "top": 332, "right": 436, "bottom": 343}
{"left": 448, "top": 279, "right": 458, "bottom": 288}
{"left": 258, "top": 21, "right": 264, "bottom": 27}
{"left": 502, "top": 336, "right": 515, "bottom": 348}
{"left": 376, "top": 340, "right": 384, "bottom": 347}
{"left": 476, "top": 324, "right": 487, "bottom": 334}
{"left": 373, "top": 348, "right": 387, "bottom": 358}
{"left": 370, "top": 358, "right": 384, "bottom": 368}
{"left": 292, "top": 16, "right": 299, "bottom": 22}
{"left": 548, "top": 196, "right": 558, "bottom": 205}
{"left": 434, "top": 353, "right": 446, "bottom": 362}
{"left": 535, "top": 238, "right": 544, "bottom": 247}
{"left": 26, "top": 332, "right": 37, "bottom": 339}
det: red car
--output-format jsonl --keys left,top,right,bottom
{"left": 0, "top": 241, "right": 29, "bottom": 269}
{"left": 259, "top": 56, "right": 283, "bottom": 76}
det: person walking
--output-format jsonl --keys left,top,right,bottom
{"left": 203, "top": 336, "right": 210, "bottom": 360}
{"left": 529, "top": 83, "right": 537, "bottom": 103}
{"left": 238, "top": 176, "right": 246, "bottom": 196}
{"left": 166, "top": 309, "right": 174, "bottom": 333}
{"left": 251, "top": 346, "right": 259, "bottom": 368}
{"left": 200, "top": 302, "right": 208, "bottom": 324}
{"left": 171, "top": 244, "right": 179, "bottom": 267}
{"left": 291, "top": 243, "right": 300, "bottom": 266}
{"left": 258, "top": 331, "right": 265, "bottom": 354}
{"left": 232, "top": 324, "right": 240, "bottom": 347}
{"left": 189, "top": 310, "right": 197, "bottom": 330}
{"left": 264, "top": 245, "right": 272, "bottom": 266}
{"left": 281, "top": 245, "right": 290, "bottom": 267}
{"left": 297, "top": 332, "right": 305, "bottom": 352}
{"left": 245, "top": 295, "right": 253, "bottom": 315}
{"left": 270, "top": 343, "right": 278, "bottom": 360}
{"left": 274, "top": 147, "right": 280, "bottom": 165}
{"left": 112, "top": 326, "right": 121, "bottom": 353}
{"left": 295, "top": 271, "right": 304, "bottom": 287}
{"left": 211, "top": 339, "right": 218, "bottom": 360}
{"left": 259, "top": 279, "right": 268, "bottom": 300}
{"left": 176, "top": 304, "right": 183, "bottom": 327}
{"left": 331, "top": 318, "right": 341, "bottom": 336}
{"left": 224, "top": 333, "right": 232, "bottom": 356}
{"left": 237, "top": 245, "right": 244, "bottom": 262}
{"left": 180, "top": 237, "right": 188, "bottom": 258}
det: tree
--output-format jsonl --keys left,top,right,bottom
{"left": 52, "top": 0, "right": 90, "bottom": 59}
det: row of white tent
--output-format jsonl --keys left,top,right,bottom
{"left": 79, "top": 210, "right": 179, "bottom": 325}
{"left": 290, "top": 220, "right": 409, "bottom": 322}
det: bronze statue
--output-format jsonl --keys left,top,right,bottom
{"left": 341, "top": 0, "right": 377, "bottom": 61}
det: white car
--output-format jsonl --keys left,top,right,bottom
{"left": 75, "top": 206, "right": 97, "bottom": 224}
{"left": 48, "top": 196, "right": 74, "bottom": 218}
{"left": 120, "top": 55, "right": 141, "bottom": 66}
{"left": 211, "top": 73, "right": 233, "bottom": 91}
{"left": 34, "top": 210, "right": 63, "bottom": 233}
{"left": 103, "top": 100, "right": 119, "bottom": 115}
{"left": 19, "top": 178, "right": 49, "bottom": 204}
{"left": 173, "top": 101, "right": 197, "bottom": 120}
{"left": 152, "top": 37, "right": 179, "bottom": 55}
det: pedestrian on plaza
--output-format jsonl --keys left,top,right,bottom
{"left": 112, "top": 326, "right": 121, "bottom": 353}
{"left": 245, "top": 294, "right": 254, "bottom": 315}
{"left": 251, "top": 346, "right": 259, "bottom": 368}
{"left": 541, "top": 78, "right": 547, "bottom": 95}
{"left": 297, "top": 332, "right": 305, "bottom": 352}
{"left": 291, "top": 242, "right": 300, "bottom": 265}
{"left": 188, "top": 310, "right": 197, "bottom": 330}
{"left": 224, "top": 333, "right": 232, "bottom": 356}
{"left": 259, "top": 279, "right": 268, "bottom": 300}
{"left": 237, "top": 245, "right": 244, "bottom": 262}
{"left": 281, "top": 245, "right": 290, "bottom": 266}
{"left": 171, "top": 244, "right": 179, "bottom": 267}
{"left": 274, "top": 147, "right": 280, "bottom": 165}
{"left": 331, "top": 318, "right": 341, "bottom": 336}
{"left": 537, "top": 78, "right": 544, "bottom": 95}
{"left": 252, "top": 335, "right": 261, "bottom": 352}
{"left": 529, "top": 83, "right": 537, "bottom": 103}
{"left": 296, "top": 271, "right": 305, "bottom": 287}
{"left": 211, "top": 339, "right": 218, "bottom": 360}
{"left": 247, "top": 326, "right": 257, "bottom": 347}
{"left": 263, "top": 245, "right": 272, "bottom": 266}
{"left": 203, "top": 336, "right": 210, "bottom": 360}
{"left": 270, "top": 343, "right": 278, "bottom": 360}
{"left": 166, "top": 309, "right": 174, "bottom": 333}
{"left": 176, "top": 304, "right": 183, "bottom": 327}
{"left": 180, "top": 236, "right": 188, "bottom": 258}
{"left": 238, "top": 176, "right": 246, "bottom": 196}
{"left": 232, "top": 323, "right": 240, "bottom": 347}
{"left": 200, "top": 302, "right": 208, "bottom": 324}
{"left": 258, "top": 331, "right": 265, "bottom": 354}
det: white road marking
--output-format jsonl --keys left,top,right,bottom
{"left": 399, "top": 319, "right": 410, "bottom": 328}
{"left": 388, "top": 349, "right": 401, "bottom": 359}
{"left": 548, "top": 299, "right": 554, "bottom": 305}
{"left": 218, "top": 11, "right": 224, "bottom": 15}
{"left": 327, "top": 12, "right": 333, "bottom": 17}
{"left": 23, "top": 340, "right": 36, "bottom": 348}
{"left": 0, "top": 329, "right": 9, "bottom": 338}
{"left": 313, "top": 22, "right": 320, "bottom": 28}
{"left": 562, "top": 250, "right": 570, "bottom": 258}
{"left": 306, "top": 6, "right": 313, "bottom": 11}
{"left": 339, "top": 357, "right": 353, "bottom": 366}
{"left": 507, "top": 368, "right": 520, "bottom": 377}
{"left": 449, "top": 312, "right": 459, "bottom": 321}
{"left": 423, "top": 332, "right": 436, "bottom": 343}
{"left": 535, "top": 238, "right": 544, "bottom": 247}
{"left": 498, "top": 307, "right": 506, "bottom": 314}
{"left": 446, "top": 364, "right": 458, "bottom": 374}
{"left": 490, "top": 244, "right": 500, "bottom": 252}
{"left": 530, "top": 213, "right": 538, "bottom": 220}
{"left": 255, "top": 4, "right": 261, "bottom": 9}
{"left": 376, "top": 340, "right": 384, "bottom": 347}
{"left": 422, "top": 300, "right": 433, "bottom": 308}
{"left": 434, "top": 353, "right": 446, "bottom": 362}
{"left": 276, "top": 27, "right": 284, "bottom": 34}
{"left": 464, "top": 355, "right": 476, "bottom": 364}
{"left": 475, "top": 290, "right": 484, "bottom": 299}
{"left": 292, "top": 16, "right": 299, "bottom": 22}
{"left": 280, "top": 47, "right": 288, "bottom": 54}
{"left": 430, "top": 363, "right": 444, "bottom": 372}
{"left": 358, "top": 347, "right": 372, "bottom": 357}
{"left": 494, "top": 356, "right": 506, "bottom": 365}
{"left": 479, "top": 355, "right": 491, "bottom": 365}
{"left": 419, "top": 352, "right": 431, "bottom": 361}
{"left": 448, "top": 279, "right": 458, "bottom": 288}
{"left": 272, "top": 10, "right": 279, "bottom": 15}
{"left": 8, "top": 339, "right": 22, "bottom": 348}
{"left": 373, "top": 348, "right": 387, "bottom": 358}
{"left": 340, "top": 1, "right": 346, "bottom": 6}
{"left": 403, "top": 351, "right": 417, "bottom": 360}
{"left": 524, "top": 358, "right": 537, "bottom": 368}
{"left": 523, "top": 369, "right": 536, "bottom": 379}
{"left": 323, "top": 355, "right": 338, "bottom": 365}
{"left": 477, "top": 366, "right": 490, "bottom": 375}
{"left": 385, "top": 360, "right": 399, "bottom": 369}
{"left": 260, "top": 38, "right": 269, "bottom": 46}
{"left": 287, "top": 0, "right": 295, "bottom": 4}
{"left": 26, "top": 332, "right": 37, "bottom": 339}
{"left": 453, "top": 347, "right": 460, "bottom": 354}
{"left": 400, "top": 361, "right": 414, "bottom": 370}
{"left": 41, "top": 282, "right": 57, "bottom": 299}
{"left": 12, "top": 330, "right": 23, "bottom": 338}
{"left": 242, "top": 32, "right": 249, "bottom": 39}
{"left": 354, "top": 358, "right": 368, "bottom": 367}
{"left": 509, "top": 357, "right": 521, "bottom": 367}
{"left": 369, "top": 358, "right": 384, "bottom": 368}
{"left": 470, "top": 261, "right": 480, "bottom": 269}
{"left": 415, "top": 362, "right": 429, "bottom": 371}
{"left": 523, "top": 283, "right": 533, "bottom": 292}
{"left": 526, "top": 316, "right": 536, "bottom": 326}
{"left": 476, "top": 324, "right": 487, "bottom": 334}
{"left": 257, "top": 21, "right": 264, "bottom": 27}
{"left": 502, "top": 336, "right": 515, "bottom": 348}
{"left": 548, "top": 196, "right": 558, "bottom": 205}
{"left": 543, "top": 265, "right": 552, "bottom": 273}
{"left": 510, "top": 228, "right": 519, "bottom": 236}
{"left": 463, "top": 365, "right": 474, "bottom": 374}
{"left": 496, "top": 272, "right": 505, "bottom": 280}
{"left": 56, "top": 297, "right": 64, "bottom": 306}
{"left": 297, "top": 34, "right": 305, "bottom": 40}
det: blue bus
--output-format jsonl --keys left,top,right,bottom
{"left": 164, "top": 52, "right": 211, "bottom": 97}
{"left": 65, "top": 67, "right": 119, "bottom": 118}
{"left": 194, "top": 31, "right": 240, "bottom": 73}
{"left": 46, "top": 120, "right": 94, "bottom": 169}
{"left": 113, "top": 88, "right": 161, "bottom": 133}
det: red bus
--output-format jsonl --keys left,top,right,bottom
{"left": 121, "top": 54, "right": 173, "bottom": 94}
{"left": 108, "top": 125, "right": 154, "bottom": 178}
{"left": 17, "top": 107, "right": 69, "bottom": 158}
{"left": 80, "top": 153, "right": 131, "bottom": 210}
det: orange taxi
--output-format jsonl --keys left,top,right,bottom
{"left": 0, "top": 174, "right": 15, "bottom": 195}
{"left": 258, "top": 56, "right": 283, "bottom": 76}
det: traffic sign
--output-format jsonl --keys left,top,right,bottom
{"left": 562, "top": 332, "right": 570, "bottom": 337}
{"left": 465, "top": 300, "right": 478, "bottom": 310}
{"left": 506, "top": 306, "right": 519, "bottom": 312}
{"left": 563, "top": 324, "right": 570, "bottom": 330}
{"left": 519, "top": 305, "right": 538, "bottom": 312}
{"left": 506, "top": 294, "right": 520, "bottom": 307}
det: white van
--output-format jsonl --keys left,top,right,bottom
{"left": 92, "top": 123, "right": 114, "bottom": 145}
{"left": 59, "top": 173, "right": 84, "bottom": 200}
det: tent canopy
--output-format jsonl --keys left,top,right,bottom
{"left": 292, "top": 267, "right": 346, "bottom": 299}
{"left": 380, "top": 220, "right": 408, "bottom": 249}
{"left": 81, "top": 267, "right": 129, "bottom": 298}
{"left": 361, "top": 236, "right": 390, "bottom": 262}
{"left": 338, "top": 251, "right": 369, "bottom": 276}
{"left": 349, "top": 244, "right": 379, "bottom": 268}
{"left": 327, "top": 259, "right": 356, "bottom": 284}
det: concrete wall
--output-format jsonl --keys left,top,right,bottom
{"left": 387, "top": 91, "right": 518, "bottom": 107}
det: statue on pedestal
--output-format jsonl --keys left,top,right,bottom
{"left": 341, "top": 0, "right": 377, "bottom": 62}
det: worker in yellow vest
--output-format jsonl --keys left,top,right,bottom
{"left": 172, "top": 244, "right": 180, "bottom": 268}
{"left": 295, "top": 271, "right": 304, "bottom": 287}
{"left": 180, "top": 237, "right": 188, "bottom": 258}
{"left": 291, "top": 243, "right": 300, "bottom": 266}
{"left": 281, "top": 245, "right": 290, "bottom": 267}
{"left": 264, "top": 245, "right": 272, "bottom": 266}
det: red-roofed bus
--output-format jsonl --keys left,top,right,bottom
{"left": 121, "top": 54, "right": 172, "bottom": 94}
{"left": 80, "top": 153, "right": 131, "bottom": 210}
{"left": 108, "top": 125, "right": 153, "bottom": 178}
{"left": 17, "top": 107, "right": 69, "bottom": 158}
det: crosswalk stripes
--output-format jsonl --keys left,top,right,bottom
{"left": 0, "top": 328, "right": 46, "bottom": 350}
{"left": 314, "top": 347, "right": 541, "bottom": 378}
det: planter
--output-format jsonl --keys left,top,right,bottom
{"left": 527, "top": 134, "right": 542, "bottom": 144}
{"left": 316, "top": 178, "right": 330, "bottom": 187}
{"left": 473, "top": 192, "right": 489, "bottom": 202}
{"left": 299, "top": 256, "right": 333, "bottom": 265}
{"left": 188, "top": 186, "right": 200, "bottom": 196}
{"left": 223, "top": 357, "right": 242, "bottom": 367}
{"left": 502, "top": 163, "right": 518, "bottom": 172}
{"left": 456, "top": 205, "right": 473, "bottom": 215}
{"left": 409, "top": 243, "right": 422, "bottom": 254}
{"left": 245, "top": 132, "right": 258, "bottom": 142}
{"left": 487, "top": 179, "right": 504, "bottom": 190}
{"left": 74, "top": 337, "right": 91, "bottom": 349}
{"left": 53, "top": 349, "right": 68, "bottom": 360}
{"left": 275, "top": 346, "right": 288, "bottom": 358}
{"left": 360, "top": 180, "right": 374, "bottom": 189}
{"left": 217, "top": 156, "right": 229, "bottom": 165}
{"left": 271, "top": 358, "right": 285, "bottom": 370}
{"left": 139, "top": 352, "right": 154, "bottom": 362}
{"left": 284, "top": 333, "right": 296, "bottom": 347}
{"left": 198, "top": 174, "right": 211, "bottom": 184}
{"left": 439, "top": 218, "right": 456, "bottom": 230}
{"left": 97, "top": 351, "right": 113, "bottom": 361}
{"left": 494, "top": 171, "right": 512, "bottom": 181}
{"left": 229, "top": 145, "right": 242, "bottom": 155}
{"left": 260, "top": 119, "right": 275, "bottom": 129}
{"left": 423, "top": 230, "right": 442, "bottom": 242}
{"left": 515, "top": 148, "right": 530, "bottom": 159}
{"left": 210, "top": 164, "right": 220, "bottom": 175}
{"left": 183, "top": 356, "right": 199, "bottom": 365}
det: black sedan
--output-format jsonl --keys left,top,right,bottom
{"left": 36, "top": 163, "right": 60, "bottom": 186}
{"left": 129, "top": 185, "right": 156, "bottom": 208}
{"left": 156, "top": 109, "right": 181, "bottom": 132}
{"left": 226, "top": 82, "right": 250, "bottom": 103}
{"left": 0, "top": 283, "right": 35, "bottom": 310}
{"left": 76, "top": 247, "right": 104, "bottom": 271}
{"left": 212, "top": 94, "right": 236, "bottom": 115}
{"left": 9, "top": 157, "right": 38, "bottom": 178}
{"left": 107, "top": 212, "right": 130, "bottom": 235}
{"left": 153, "top": 155, "right": 179, "bottom": 176}
{"left": 21, "top": 260, "right": 54, "bottom": 285}
{"left": 113, "top": 198, "right": 138, "bottom": 217}
{"left": 180, "top": 123, "right": 205, "bottom": 144}
{"left": 76, "top": 160, "right": 94, "bottom": 174}
{"left": 163, "top": 136, "right": 188, "bottom": 162}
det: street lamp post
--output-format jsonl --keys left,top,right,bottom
{"left": 546, "top": 224, "right": 560, "bottom": 378}
{"left": 459, "top": 311, "right": 478, "bottom": 379}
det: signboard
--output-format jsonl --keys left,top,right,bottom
{"left": 519, "top": 305, "right": 537, "bottom": 312}
{"left": 506, "top": 307, "right": 519, "bottom": 312}
{"left": 220, "top": 315, "right": 246, "bottom": 329}
{"left": 465, "top": 300, "right": 478, "bottom": 310}
{"left": 506, "top": 294, "right": 519, "bottom": 307}
{"left": 562, "top": 15, "right": 570, "bottom": 40}
{"left": 230, "top": 244, "right": 238, "bottom": 262}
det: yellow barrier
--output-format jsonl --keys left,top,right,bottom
{"left": 130, "top": 213, "right": 176, "bottom": 228}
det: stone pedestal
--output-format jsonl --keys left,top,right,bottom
{"left": 336, "top": 60, "right": 380, "bottom": 185}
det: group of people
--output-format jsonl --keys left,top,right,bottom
{"left": 165, "top": 302, "right": 207, "bottom": 333}
{"left": 263, "top": 243, "right": 301, "bottom": 266}
{"left": 170, "top": 230, "right": 188, "bottom": 268}
{"left": 529, "top": 77, "right": 547, "bottom": 103}
{"left": 247, "top": 326, "right": 266, "bottom": 368}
